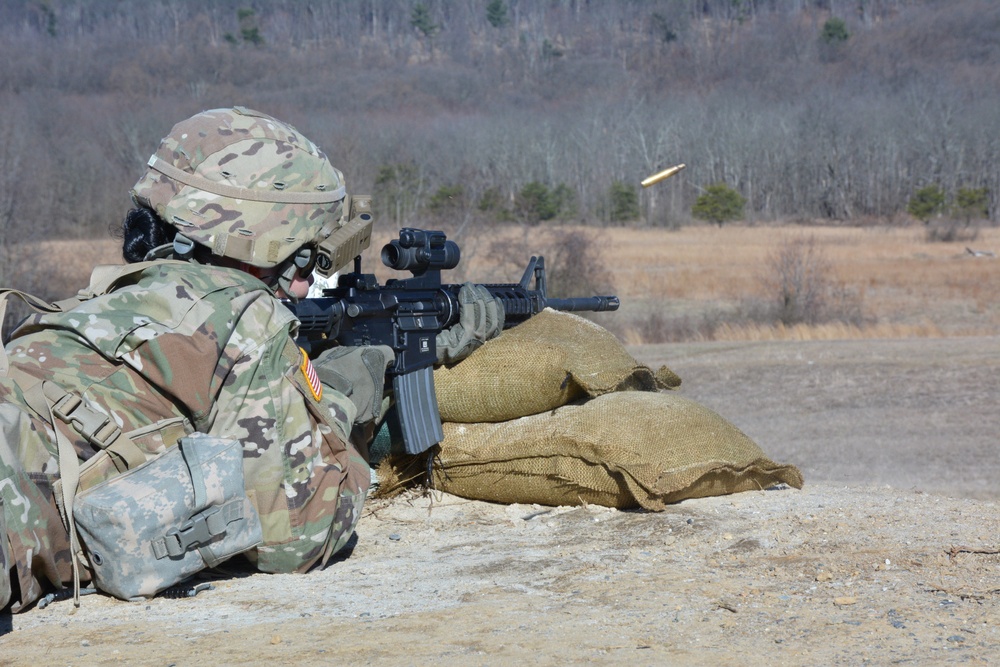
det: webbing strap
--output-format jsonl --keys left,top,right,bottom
{"left": 26, "top": 381, "right": 86, "bottom": 606}
{"left": 23, "top": 383, "right": 146, "bottom": 473}
{"left": 182, "top": 437, "right": 208, "bottom": 511}
{"left": 23, "top": 380, "right": 150, "bottom": 607}
{"left": 150, "top": 499, "right": 245, "bottom": 560}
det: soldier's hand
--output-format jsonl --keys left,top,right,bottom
{"left": 436, "top": 283, "right": 505, "bottom": 365}
{"left": 312, "top": 345, "right": 394, "bottom": 425}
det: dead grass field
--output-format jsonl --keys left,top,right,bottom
{"left": 601, "top": 224, "right": 1000, "bottom": 342}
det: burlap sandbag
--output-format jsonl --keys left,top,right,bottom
{"left": 433, "top": 309, "right": 681, "bottom": 423}
{"left": 418, "top": 391, "right": 803, "bottom": 510}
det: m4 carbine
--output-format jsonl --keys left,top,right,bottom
{"left": 287, "top": 228, "right": 619, "bottom": 456}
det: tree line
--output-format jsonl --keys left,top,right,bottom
{"left": 0, "top": 0, "right": 997, "bottom": 290}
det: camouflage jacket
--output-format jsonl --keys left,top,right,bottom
{"left": 0, "top": 260, "right": 368, "bottom": 610}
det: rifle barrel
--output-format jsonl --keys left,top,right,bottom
{"left": 546, "top": 296, "right": 620, "bottom": 312}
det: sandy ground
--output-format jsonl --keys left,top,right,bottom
{"left": 2, "top": 336, "right": 998, "bottom": 665}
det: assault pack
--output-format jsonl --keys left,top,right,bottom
{"left": 0, "top": 265, "right": 262, "bottom": 606}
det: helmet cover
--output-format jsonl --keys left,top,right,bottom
{"left": 130, "top": 107, "right": 346, "bottom": 268}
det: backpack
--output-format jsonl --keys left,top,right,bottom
{"left": 0, "top": 264, "right": 262, "bottom": 604}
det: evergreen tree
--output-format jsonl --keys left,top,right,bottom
{"left": 907, "top": 185, "right": 946, "bottom": 222}
{"left": 821, "top": 17, "right": 850, "bottom": 45}
{"left": 516, "top": 182, "right": 558, "bottom": 224}
{"left": 607, "top": 181, "right": 639, "bottom": 222}
{"left": 486, "top": 0, "right": 510, "bottom": 29}
{"left": 411, "top": 3, "right": 440, "bottom": 38}
{"left": 692, "top": 184, "right": 745, "bottom": 227}
{"left": 955, "top": 187, "right": 989, "bottom": 225}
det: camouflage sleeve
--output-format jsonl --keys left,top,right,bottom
{"left": 206, "top": 295, "right": 370, "bottom": 574}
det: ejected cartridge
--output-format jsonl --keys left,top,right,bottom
{"left": 641, "top": 163, "right": 686, "bottom": 188}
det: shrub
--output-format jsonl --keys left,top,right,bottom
{"left": 755, "top": 236, "right": 864, "bottom": 327}
{"left": 484, "top": 228, "right": 613, "bottom": 302}
{"left": 692, "top": 183, "right": 745, "bottom": 227}
{"left": 543, "top": 228, "right": 613, "bottom": 299}
{"left": 623, "top": 310, "right": 726, "bottom": 344}
{"left": 925, "top": 221, "right": 979, "bottom": 243}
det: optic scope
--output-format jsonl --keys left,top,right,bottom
{"left": 381, "top": 228, "right": 460, "bottom": 274}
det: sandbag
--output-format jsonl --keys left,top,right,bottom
{"left": 433, "top": 309, "right": 680, "bottom": 423}
{"left": 417, "top": 391, "right": 803, "bottom": 510}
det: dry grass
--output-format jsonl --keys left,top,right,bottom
{"left": 603, "top": 224, "right": 998, "bottom": 301}
{"left": 26, "top": 223, "right": 1000, "bottom": 343}
{"left": 702, "top": 320, "right": 947, "bottom": 342}
{"left": 598, "top": 224, "right": 1000, "bottom": 342}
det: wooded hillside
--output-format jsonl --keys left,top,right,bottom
{"left": 1, "top": 0, "right": 997, "bottom": 293}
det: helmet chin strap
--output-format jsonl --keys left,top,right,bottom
{"left": 141, "top": 232, "right": 301, "bottom": 301}
{"left": 142, "top": 243, "right": 174, "bottom": 262}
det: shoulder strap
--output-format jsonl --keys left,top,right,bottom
{"left": 23, "top": 381, "right": 86, "bottom": 606}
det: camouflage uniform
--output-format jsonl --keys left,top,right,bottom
{"left": 0, "top": 260, "right": 368, "bottom": 612}
{"left": 0, "top": 106, "right": 498, "bottom": 612}
{"left": 0, "top": 505, "right": 7, "bottom": 609}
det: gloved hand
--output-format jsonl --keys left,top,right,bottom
{"left": 312, "top": 345, "right": 394, "bottom": 426}
{"left": 436, "top": 283, "right": 505, "bottom": 365}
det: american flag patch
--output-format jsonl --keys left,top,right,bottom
{"left": 299, "top": 348, "right": 323, "bottom": 401}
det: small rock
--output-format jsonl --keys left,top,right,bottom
{"left": 833, "top": 597, "right": 857, "bottom": 606}
{"left": 270, "top": 635, "right": 282, "bottom": 645}
{"left": 947, "top": 635, "right": 965, "bottom": 643}
{"left": 389, "top": 533, "right": 401, "bottom": 541}
{"left": 816, "top": 571, "right": 833, "bottom": 582}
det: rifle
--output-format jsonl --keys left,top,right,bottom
{"left": 287, "top": 227, "right": 620, "bottom": 455}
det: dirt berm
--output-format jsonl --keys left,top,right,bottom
{"left": 1, "top": 337, "right": 997, "bottom": 665}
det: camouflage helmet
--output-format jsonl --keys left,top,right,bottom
{"left": 130, "top": 107, "right": 346, "bottom": 269}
